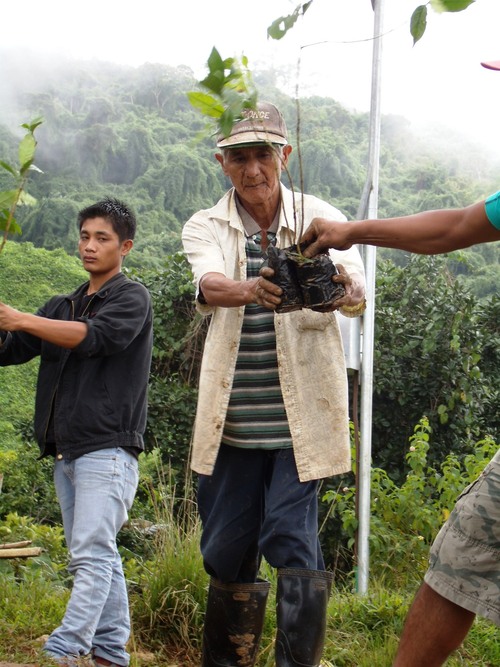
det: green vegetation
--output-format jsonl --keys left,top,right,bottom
{"left": 0, "top": 55, "right": 499, "bottom": 665}
{"left": 1, "top": 429, "right": 498, "bottom": 666}
{"left": 0, "top": 57, "right": 498, "bottom": 282}
{"left": 1, "top": 241, "right": 498, "bottom": 665}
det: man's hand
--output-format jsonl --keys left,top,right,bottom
{"left": 321, "top": 264, "right": 365, "bottom": 312}
{"left": 255, "top": 266, "right": 283, "bottom": 310}
{"left": 0, "top": 302, "right": 25, "bottom": 331}
{"left": 300, "top": 218, "right": 354, "bottom": 257}
{"left": 0, "top": 300, "right": 88, "bottom": 348}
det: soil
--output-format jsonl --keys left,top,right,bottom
{"left": 265, "top": 245, "right": 345, "bottom": 313}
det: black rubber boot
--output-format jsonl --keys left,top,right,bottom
{"left": 275, "top": 568, "right": 333, "bottom": 667}
{"left": 201, "top": 578, "right": 270, "bottom": 667}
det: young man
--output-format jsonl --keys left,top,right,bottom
{"left": 0, "top": 198, "right": 153, "bottom": 667}
{"left": 182, "top": 101, "right": 365, "bottom": 667}
{"left": 299, "top": 60, "right": 500, "bottom": 667}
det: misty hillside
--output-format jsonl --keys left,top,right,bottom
{"left": 1, "top": 51, "right": 499, "bottom": 282}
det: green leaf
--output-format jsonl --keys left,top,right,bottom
{"left": 219, "top": 109, "right": 236, "bottom": 138}
{"left": 0, "top": 161, "right": 18, "bottom": 177}
{"left": 20, "top": 116, "right": 44, "bottom": 133}
{"left": 188, "top": 50, "right": 257, "bottom": 142}
{"left": 199, "top": 71, "right": 225, "bottom": 95}
{"left": 411, "top": 5, "right": 427, "bottom": 44}
{"left": 207, "top": 47, "right": 224, "bottom": 74}
{"left": 267, "top": 12, "right": 300, "bottom": 40}
{"left": 0, "top": 189, "right": 36, "bottom": 209}
{"left": 0, "top": 211, "right": 22, "bottom": 235}
{"left": 0, "top": 190, "right": 19, "bottom": 209}
{"left": 186, "top": 92, "right": 224, "bottom": 119}
{"left": 267, "top": 2, "right": 312, "bottom": 40}
{"left": 18, "top": 133, "right": 37, "bottom": 173}
{"left": 430, "top": 0, "right": 475, "bottom": 13}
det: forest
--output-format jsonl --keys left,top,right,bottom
{"left": 1, "top": 53, "right": 499, "bottom": 281}
{"left": 0, "top": 54, "right": 499, "bottom": 666}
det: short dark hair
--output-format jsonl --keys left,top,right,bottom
{"left": 77, "top": 197, "right": 137, "bottom": 242}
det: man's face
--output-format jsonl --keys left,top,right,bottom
{"left": 216, "top": 144, "right": 292, "bottom": 210}
{"left": 78, "top": 217, "right": 132, "bottom": 279}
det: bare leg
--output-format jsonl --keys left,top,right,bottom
{"left": 392, "top": 582, "right": 475, "bottom": 667}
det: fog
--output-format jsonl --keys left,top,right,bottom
{"left": 2, "top": 0, "right": 500, "bottom": 156}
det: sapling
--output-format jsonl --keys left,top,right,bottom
{"left": 0, "top": 118, "right": 43, "bottom": 254}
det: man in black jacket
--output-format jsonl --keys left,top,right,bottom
{"left": 0, "top": 198, "right": 153, "bottom": 667}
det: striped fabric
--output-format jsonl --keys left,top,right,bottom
{"left": 221, "top": 232, "right": 292, "bottom": 450}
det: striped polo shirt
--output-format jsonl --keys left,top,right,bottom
{"left": 221, "top": 202, "right": 292, "bottom": 450}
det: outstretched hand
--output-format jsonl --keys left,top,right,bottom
{"left": 300, "top": 218, "right": 354, "bottom": 257}
{"left": 0, "top": 301, "right": 23, "bottom": 331}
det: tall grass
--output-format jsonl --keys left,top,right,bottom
{"left": 127, "top": 458, "right": 207, "bottom": 662}
{"left": 0, "top": 438, "right": 499, "bottom": 666}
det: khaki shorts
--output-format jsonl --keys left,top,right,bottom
{"left": 424, "top": 448, "right": 500, "bottom": 626}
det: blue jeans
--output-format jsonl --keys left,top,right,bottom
{"left": 44, "top": 448, "right": 138, "bottom": 666}
{"left": 198, "top": 445, "right": 324, "bottom": 583}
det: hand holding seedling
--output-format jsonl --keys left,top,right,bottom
{"left": 254, "top": 267, "right": 282, "bottom": 310}
{"left": 326, "top": 264, "right": 365, "bottom": 313}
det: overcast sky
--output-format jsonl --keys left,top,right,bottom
{"left": 2, "top": 0, "right": 500, "bottom": 155}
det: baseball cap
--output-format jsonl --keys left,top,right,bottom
{"left": 216, "top": 101, "right": 288, "bottom": 148}
{"left": 481, "top": 60, "right": 500, "bottom": 71}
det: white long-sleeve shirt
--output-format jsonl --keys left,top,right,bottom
{"left": 182, "top": 184, "right": 365, "bottom": 481}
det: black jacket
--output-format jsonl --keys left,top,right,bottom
{"left": 0, "top": 272, "right": 153, "bottom": 459}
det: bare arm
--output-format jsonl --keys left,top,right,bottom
{"left": 200, "top": 264, "right": 365, "bottom": 313}
{"left": 0, "top": 302, "right": 88, "bottom": 349}
{"left": 199, "top": 272, "right": 282, "bottom": 309}
{"left": 301, "top": 201, "right": 500, "bottom": 256}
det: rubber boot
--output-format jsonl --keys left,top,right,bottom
{"left": 275, "top": 568, "right": 333, "bottom": 667}
{"left": 201, "top": 578, "right": 270, "bottom": 667}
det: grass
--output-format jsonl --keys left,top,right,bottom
{"left": 0, "top": 560, "right": 499, "bottom": 666}
{"left": 1, "top": 457, "right": 499, "bottom": 667}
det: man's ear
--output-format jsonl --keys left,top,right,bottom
{"left": 281, "top": 144, "right": 293, "bottom": 168}
{"left": 121, "top": 239, "right": 134, "bottom": 257}
{"left": 215, "top": 152, "right": 226, "bottom": 172}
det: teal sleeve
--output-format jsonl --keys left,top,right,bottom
{"left": 484, "top": 191, "right": 500, "bottom": 230}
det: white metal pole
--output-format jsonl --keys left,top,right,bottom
{"left": 356, "top": 0, "right": 385, "bottom": 595}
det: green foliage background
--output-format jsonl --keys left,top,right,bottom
{"left": 0, "top": 57, "right": 499, "bottom": 276}
{"left": 0, "top": 54, "right": 499, "bottom": 526}
{"left": 0, "top": 53, "right": 499, "bottom": 665}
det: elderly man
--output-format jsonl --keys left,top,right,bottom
{"left": 182, "top": 101, "right": 365, "bottom": 667}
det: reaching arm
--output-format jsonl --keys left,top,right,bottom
{"left": 199, "top": 272, "right": 282, "bottom": 309}
{"left": 0, "top": 302, "right": 88, "bottom": 349}
{"left": 301, "top": 200, "right": 500, "bottom": 257}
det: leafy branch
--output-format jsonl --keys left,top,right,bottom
{"left": 0, "top": 118, "right": 43, "bottom": 254}
{"left": 410, "top": 0, "right": 475, "bottom": 45}
{"left": 187, "top": 47, "right": 257, "bottom": 141}
{"left": 264, "top": 0, "right": 476, "bottom": 46}
{"left": 267, "top": 1, "right": 313, "bottom": 41}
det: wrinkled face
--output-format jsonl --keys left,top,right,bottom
{"left": 216, "top": 144, "right": 292, "bottom": 209}
{"left": 78, "top": 217, "right": 132, "bottom": 278}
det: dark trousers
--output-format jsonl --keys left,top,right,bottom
{"left": 197, "top": 444, "right": 325, "bottom": 583}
